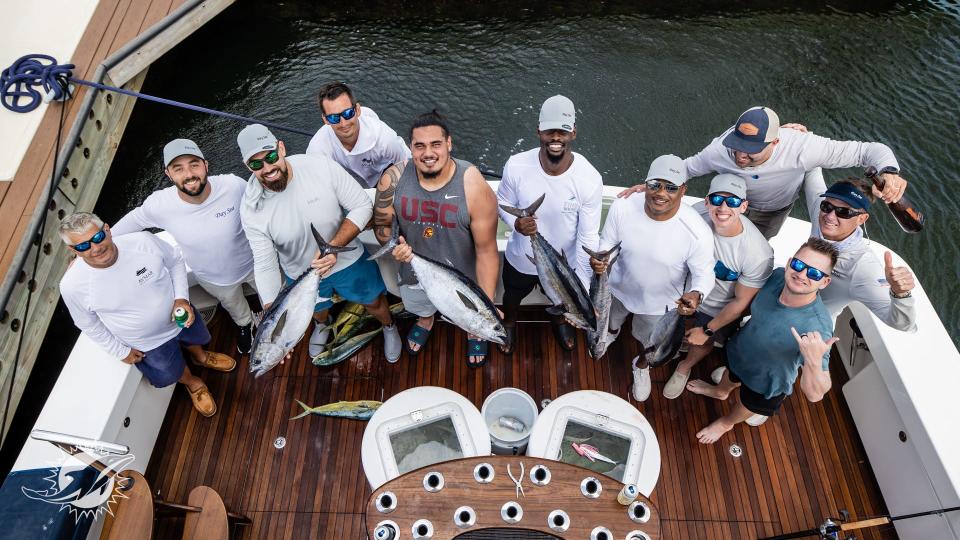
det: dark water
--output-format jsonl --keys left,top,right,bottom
{"left": 96, "top": 0, "right": 960, "bottom": 344}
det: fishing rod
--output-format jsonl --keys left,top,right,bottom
{"left": 759, "top": 506, "right": 960, "bottom": 540}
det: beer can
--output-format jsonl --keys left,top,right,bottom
{"left": 617, "top": 483, "right": 638, "bottom": 505}
{"left": 173, "top": 306, "right": 189, "bottom": 328}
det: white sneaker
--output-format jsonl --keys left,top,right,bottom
{"left": 383, "top": 324, "right": 401, "bottom": 364}
{"left": 631, "top": 356, "right": 651, "bottom": 402}
{"left": 308, "top": 319, "right": 332, "bottom": 357}
{"left": 746, "top": 414, "right": 769, "bottom": 427}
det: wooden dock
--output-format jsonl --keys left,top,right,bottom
{"left": 0, "top": 0, "right": 233, "bottom": 444}
{"left": 146, "top": 311, "right": 898, "bottom": 539}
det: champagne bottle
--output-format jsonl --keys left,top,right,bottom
{"left": 864, "top": 167, "right": 925, "bottom": 233}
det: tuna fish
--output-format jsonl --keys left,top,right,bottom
{"left": 583, "top": 243, "right": 621, "bottom": 359}
{"left": 249, "top": 225, "right": 355, "bottom": 377}
{"left": 290, "top": 400, "right": 382, "bottom": 421}
{"left": 369, "top": 218, "right": 508, "bottom": 345}
{"left": 646, "top": 307, "right": 685, "bottom": 367}
{"left": 499, "top": 194, "right": 597, "bottom": 330}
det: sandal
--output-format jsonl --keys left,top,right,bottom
{"left": 467, "top": 338, "right": 488, "bottom": 368}
{"left": 498, "top": 323, "right": 516, "bottom": 355}
{"left": 405, "top": 322, "right": 433, "bottom": 356}
{"left": 550, "top": 317, "right": 576, "bottom": 351}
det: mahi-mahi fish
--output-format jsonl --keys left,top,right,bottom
{"left": 499, "top": 194, "right": 597, "bottom": 330}
{"left": 249, "top": 225, "right": 355, "bottom": 377}
{"left": 369, "top": 217, "right": 508, "bottom": 345}
{"left": 290, "top": 400, "right": 382, "bottom": 421}
{"left": 583, "top": 243, "right": 621, "bottom": 359}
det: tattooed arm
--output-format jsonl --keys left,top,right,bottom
{"left": 374, "top": 160, "right": 405, "bottom": 244}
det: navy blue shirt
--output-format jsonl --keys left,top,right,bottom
{"left": 727, "top": 268, "right": 833, "bottom": 398}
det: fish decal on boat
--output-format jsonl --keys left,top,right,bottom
{"left": 290, "top": 399, "right": 382, "bottom": 421}
{"left": 369, "top": 217, "right": 508, "bottom": 345}
{"left": 21, "top": 451, "right": 136, "bottom": 521}
{"left": 583, "top": 243, "right": 621, "bottom": 359}
{"left": 646, "top": 307, "right": 685, "bottom": 367}
{"left": 499, "top": 194, "right": 597, "bottom": 330}
{"left": 571, "top": 442, "right": 617, "bottom": 465}
{"left": 249, "top": 225, "right": 355, "bottom": 377}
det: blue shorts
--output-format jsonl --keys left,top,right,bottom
{"left": 286, "top": 254, "right": 386, "bottom": 312}
{"left": 138, "top": 308, "right": 211, "bottom": 388}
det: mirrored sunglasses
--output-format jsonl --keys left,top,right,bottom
{"left": 247, "top": 149, "right": 280, "bottom": 171}
{"left": 324, "top": 106, "right": 357, "bottom": 125}
{"left": 789, "top": 257, "right": 828, "bottom": 281}
{"left": 73, "top": 228, "right": 106, "bottom": 252}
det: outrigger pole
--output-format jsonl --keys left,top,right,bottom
{"left": 759, "top": 506, "right": 960, "bottom": 540}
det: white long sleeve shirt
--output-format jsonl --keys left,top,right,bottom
{"left": 60, "top": 232, "right": 189, "bottom": 358}
{"left": 497, "top": 149, "right": 602, "bottom": 285}
{"left": 685, "top": 127, "right": 899, "bottom": 211}
{"left": 601, "top": 195, "right": 715, "bottom": 316}
{"left": 801, "top": 170, "right": 917, "bottom": 331}
{"left": 306, "top": 106, "right": 411, "bottom": 188}
{"left": 111, "top": 174, "right": 254, "bottom": 286}
{"left": 240, "top": 154, "right": 373, "bottom": 305}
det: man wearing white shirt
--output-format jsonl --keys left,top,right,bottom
{"left": 111, "top": 139, "right": 257, "bottom": 353}
{"left": 662, "top": 174, "right": 774, "bottom": 400}
{"left": 59, "top": 213, "right": 235, "bottom": 417}
{"left": 238, "top": 124, "right": 402, "bottom": 362}
{"left": 306, "top": 81, "right": 411, "bottom": 188}
{"left": 497, "top": 95, "right": 602, "bottom": 353}
{"left": 590, "top": 154, "right": 714, "bottom": 402}
{"left": 801, "top": 174, "right": 917, "bottom": 331}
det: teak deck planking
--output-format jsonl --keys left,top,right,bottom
{"left": 146, "top": 309, "right": 898, "bottom": 539}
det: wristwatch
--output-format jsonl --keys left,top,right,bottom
{"left": 702, "top": 326, "right": 715, "bottom": 337}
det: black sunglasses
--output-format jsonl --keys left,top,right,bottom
{"left": 645, "top": 180, "right": 681, "bottom": 193}
{"left": 820, "top": 200, "right": 866, "bottom": 220}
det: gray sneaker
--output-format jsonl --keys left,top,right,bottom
{"left": 383, "top": 324, "right": 402, "bottom": 363}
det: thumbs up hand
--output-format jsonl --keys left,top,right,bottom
{"left": 884, "top": 251, "right": 915, "bottom": 296}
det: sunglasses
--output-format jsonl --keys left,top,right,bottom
{"left": 714, "top": 260, "right": 740, "bottom": 281}
{"left": 73, "top": 228, "right": 107, "bottom": 252}
{"left": 324, "top": 106, "right": 357, "bottom": 125}
{"left": 820, "top": 200, "right": 866, "bottom": 220}
{"left": 707, "top": 193, "right": 745, "bottom": 208}
{"left": 788, "top": 257, "right": 829, "bottom": 281}
{"left": 247, "top": 149, "right": 280, "bottom": 171}
{"left": 645, "top": 180, "right": 681, "bottom": 193}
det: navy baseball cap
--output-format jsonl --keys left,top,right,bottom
{"left": 821, "top": 182, "right": 871, "bottom": 211}
{"left": 722, "top": 106, "right": 780, "bottom": 154}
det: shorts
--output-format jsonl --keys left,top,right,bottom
{"left": 744, "top": 201, "right": 795, "bottom": 240}
{"left": 398, "top": 283, "right": 437, "bottom": 318}
{"left": 608, "top": 297, "right": 660, "bottom": 347}
{"left": 501, "top": 257, "right": 542, "bottom": 307}
{"left": 286, "top": 254, "right": 386, "bottom": 312}
{"left": 692, "top": 310, "right": 740, "bottom": 346}
{"left": 727, "top": 367, "right": 787, "bottom": 416}
{"left": 139, "top": 307, "right": 211, "bottom": 388}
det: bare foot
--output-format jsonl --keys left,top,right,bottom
{"left": 696, "top": 418, "right": 733, "bottom": 444}
{"left": 686, "top": 379, "right": 733, "bottom": 400}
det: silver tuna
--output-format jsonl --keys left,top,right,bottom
{"left": 499, "top": 194, "right": 597, "bottom": 330}
{"left": 249, "top": 225, "right": 355, "bottom": 377}
{"left": 583, "top": 243, "right": 621, "bottom": 359}
{"left": 369, "top": 218, "right": 508, "bottom": 345}
{"left": 646, "top": 307, "right": 685, "bottom": 367}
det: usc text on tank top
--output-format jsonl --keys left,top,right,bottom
{"left": 393, "top": 158, "right": 474, "bottom": 285}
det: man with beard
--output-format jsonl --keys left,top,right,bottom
{"left": 496, "top": 95, "right": 602, "bottom": 353}
{"left": 59, "top": 212, "right": 231, "bottom": 417}
{"left": 373, "top": 110, "right": 500, "bottom": 367}
{"left": 112, "top": 139, "right": 257, "bottom": 353}
{"left": 687, "top": 239, "right": 838, "bottom": 444}
{"left": 238, "top": 124, "right": 402, "bottom": 363}
{"left": 590, "top": 154, "right": 714, "bottom": 402}
{"left": 306, "top": 81, "right": 410, "bottom": 188}
{"left": 801, "top": 173, "right": 917, "bottom": 331}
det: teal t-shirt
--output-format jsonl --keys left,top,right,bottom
{"left": 727, "top": 268, "right": 833, "bottom": 398}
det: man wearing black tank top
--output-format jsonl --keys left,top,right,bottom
{"left": 373, "top": 111, "right": 501, "bottom": 367}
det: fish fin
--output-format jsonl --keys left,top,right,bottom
{"left": 499, "top": 192, "right": 546, "bottom": 218}
{"left": 545, "top": 305, "right": 564, "bottom": 315}
{"left": 456, "top": 290, "right": 479, "bottom": 312}
{"left": 251, "top": 310, "right": 264, "bottom": 329}
{"left": 368, "top": 215, "right": 400, "bottom": 260}
{"left": 311, "top": 224, "right": 356, "bottom": 257}
{"left": 582, "top": 242, "right": 622, "bottom": 262}
{"left": 526, "top": 255, "right": 537, "bottom": 265}
{"left": 290, "top": 399, "right": 314, "bottom": 420}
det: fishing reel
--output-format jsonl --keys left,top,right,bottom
{"left": 818, "top": 510, "right": 855, "bottom": 540}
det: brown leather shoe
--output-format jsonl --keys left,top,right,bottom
{"left": 188, "top": 384, "right": 217, "bottom": 417}
{"left": 192, "top": 350, "right": 236, "bottom": 372}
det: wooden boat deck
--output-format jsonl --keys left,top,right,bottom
{"left": 146, "top": 309, "right": 898, "bottom": 539}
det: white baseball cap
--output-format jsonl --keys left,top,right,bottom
{"left": 708, "top": 173, "right": 747, "bottom": 199}
{"left": 237, "top": 124, "right": 278, "bottom": 163}
{"left": 539, "top": 95, "right": 576, "bottom": 132}
{"left": 645, "top": 154, "right": 687, "bottom": 185}
{"left": 162, "top": 139, "right": 204, "bottom": 168}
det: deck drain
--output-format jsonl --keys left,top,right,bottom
{"left": 729, "top": 443, "right": 742, "bottom": 457}
{"left": 541, "top": 398, "right": 552, "bottom": 409}
{"left": 274, "top": 436, "right": 287, "bottom": 449}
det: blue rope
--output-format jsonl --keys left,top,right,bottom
{"left": 1, "top": 54, "right": 312, "bottom": 136}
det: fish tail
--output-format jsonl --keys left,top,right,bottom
{"left": 368, "top": 215, "right": 400, "bottom": 261}
{"left": 582, "top": 241, "right": 622, "bottom": 262}
{"left": 311, "top": 224, "right": 356, "bottom": 257}
{"left": 290, "top": 399, "right": 314, "bottom": 420}
{"left": 499, "top": 193, "right": 546, "bottom": 218}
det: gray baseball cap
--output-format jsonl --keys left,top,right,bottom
{"left": 237, "top": 124, "right": 278, "bottom": 163}
{"left": 645, "top": 154, "right": 687, "bottom": 185}
{"left": 539, "top": 95, "right": 576, "bottom": 132}
{"left": 162, "top": 138, "right": 204, "bottom": 168}
{"left": 708, "top": 173, "right": 747, "bottom": 199}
